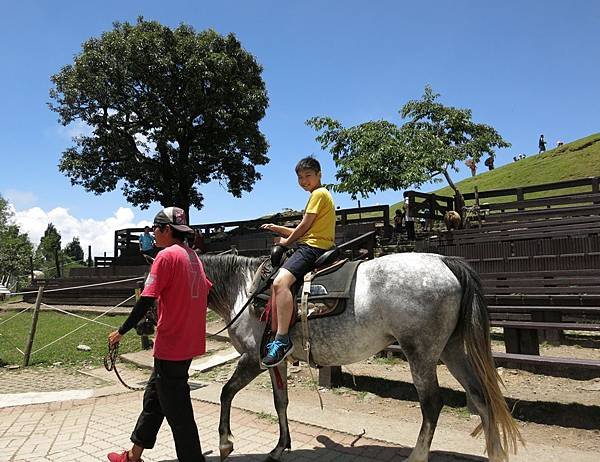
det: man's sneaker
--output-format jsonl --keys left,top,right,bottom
{"left": 262, "top": 339, "right": 294, "bottom": 368}
{"left": 107, "top": 450, "right": 143, "bottom": 462}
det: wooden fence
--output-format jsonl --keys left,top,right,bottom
{"left": 113, "top": 205, "right": 391, "bottom": 264}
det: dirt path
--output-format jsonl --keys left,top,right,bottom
{"left": 187, "top": 332, "right": 600, "bottom": 460}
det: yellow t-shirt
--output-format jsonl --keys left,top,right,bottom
{"left": 298, "top": 187, "right": 335, "bottom": 250}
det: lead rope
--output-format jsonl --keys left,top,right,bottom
{"left": 300, "top": 271, "right": 324, "bottom": 410}
{"left": 104, "top": 342, "right": 146, "bottom": 391}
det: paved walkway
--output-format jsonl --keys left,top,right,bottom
{"left": 0, "top": 390, "right": 489, "bottom": 462}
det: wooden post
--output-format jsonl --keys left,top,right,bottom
{"left": 23, "top": 281, "right": 45, "bottom": 366}
{"left": 516, "top": 188, "right": 524, "bottom": 211}
{"left": 88, "top": 245, "right": 92, "bottom": 267}
{"left": 319, "top": 366, "right": 343, "bottom": 388}
{"left": 474, "top": 186, "right": 482, "bottom": 229}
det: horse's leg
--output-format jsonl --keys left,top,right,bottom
{"left": 402, "top": 346, "right": 443, "bottom": 462}
{"left": 441, "top": 335, "right": 504, "bottom": 461}
{"left": 265, "top": 361, "right": 291, "bottom": 462}
{"left": 219, "top": 352, "right": 264, "bottom": 461}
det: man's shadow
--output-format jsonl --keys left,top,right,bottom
{"left": 159, "top": 434, "right": 487, "bottom": 461}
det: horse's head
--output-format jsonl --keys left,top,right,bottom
{"left": 198, "top": 253, "right": 263, "bottom": 320}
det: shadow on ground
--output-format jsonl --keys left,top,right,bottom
{"left": 159, "top": 434, "right": 487, "bottom": 461}
{"left": 339, "top": 373, "right": 600, "bottom": 430}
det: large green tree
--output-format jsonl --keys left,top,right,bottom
{"left": 50, "top": 18, "right": 269, "bottom": 216}
{"left": 307, "top": 86, "right": 510, "bottom": 203}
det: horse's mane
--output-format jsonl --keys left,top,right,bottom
{"left": 199, "top": 253, "right": 263, "bottom": 319}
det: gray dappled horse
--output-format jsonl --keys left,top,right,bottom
{"left": 200, "top": 252, "right": 522, "bottom": 462}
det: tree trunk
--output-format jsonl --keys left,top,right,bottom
{"left": 54, "top": 248, "right": 61, "bottom": 278}
{"left": 442, "top": 168, "right": 466, "bottom": 228}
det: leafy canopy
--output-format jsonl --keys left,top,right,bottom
{"left": 50, "top": 18, "right": 269, "bottom": 215}
{"left": 64, "top": 237, "right": 85, "bottom": 263}
{"left": 307, "top": 86, "right": 510, "bottom": 199}
{"left": 0, "top": 194, "right": 34, "bottom": 285}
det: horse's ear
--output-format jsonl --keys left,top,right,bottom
{"left": 270, "top": 245, "right": 286, "bottom": 267}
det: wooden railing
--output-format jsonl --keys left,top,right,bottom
{"left": 113, "top": 205, "right": 390, "bottom": 264}
{"left": 403, "top": 190, "right": 454, "bottom": 222}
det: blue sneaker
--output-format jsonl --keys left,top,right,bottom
{"left": 262, "top": 339, "right": 294, "bottom": 368}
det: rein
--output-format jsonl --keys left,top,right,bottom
{"left": 103, "top": 342, "right": 146, "bottom": 391}
{"left": 207, "top": 260, "right": 276, "bottom": 338}
{"left": 105, "top": 257, "right": 275, "bottom": 391}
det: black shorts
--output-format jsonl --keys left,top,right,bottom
{"left": 281, "top": 244, "right": 327, "bottom": 281}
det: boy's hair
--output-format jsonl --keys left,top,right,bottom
{"left": 155, "top": 223, "right": 189, "bottom": 242}
{"left": 295, "top": 156, "right": 321, "bottom": 174}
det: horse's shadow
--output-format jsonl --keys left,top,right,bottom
{"left": 158, "top": 434, "right": 487, "bottom": 461}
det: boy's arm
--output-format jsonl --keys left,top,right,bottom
{"left": 279, "top": 213, "right": 317, "bottom": 247}
{"left": 260, "top": 223, "right": 294, "bottom": 237}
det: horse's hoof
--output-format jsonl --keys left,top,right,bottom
{"left": 219, "top": 443, "right": 234, "bottom": 461}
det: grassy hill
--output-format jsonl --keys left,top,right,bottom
{"left": 391, "top": 132, "right": 600, "bottom": 210}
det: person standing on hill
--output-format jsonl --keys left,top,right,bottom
{"left": 539, "top": 134, "right": 547, "bottom": 153}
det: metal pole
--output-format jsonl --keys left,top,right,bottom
{"left": 23, "top": 281, "right": 45, "bottom": 366}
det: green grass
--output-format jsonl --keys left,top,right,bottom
{"left": 392, "top": 132, "right": 600, "bottom": 210}
{"left": 255, "top": 411, "right": 278, "bottom": 423}
{"left": 0, "top": 310, "right": 142, "bottom": 367}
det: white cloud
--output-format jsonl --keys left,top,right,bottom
{"left": 3, "top": 189, "right": 38, "bottom": 209}
{"left": 11, "top": 205, "right": 151, "bottom": 258}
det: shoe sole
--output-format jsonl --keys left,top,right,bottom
{"left": 261, "top": 344, "right": 295, "bottom": 368}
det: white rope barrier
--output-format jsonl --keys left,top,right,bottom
{"left": 8, "top": 276, "right": 145, "bottom": 297}
{"left": 0, "top": 306, "right": 32, "bottom": 326}
{"left": 31, "top": 294, "right": 136, "bottom": 356}
{"left": 41, "top": 303, "right": 118, "bottom": 329}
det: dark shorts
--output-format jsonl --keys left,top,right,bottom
{"left": 281, "top": 244, "right": 327, "bottom": 281}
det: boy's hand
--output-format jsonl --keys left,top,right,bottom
{"left": 108, "top": 330, "right": 123, "bottom": 347}
{"left": 260, "top": 223, "right": 275, "bottom": 231}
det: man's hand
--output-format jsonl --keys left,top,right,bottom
{"left": 108, "top": 330, "right": 123, "bottom": 347}
{"left": 260, "top": 223, "right": 275, "bottom": 232}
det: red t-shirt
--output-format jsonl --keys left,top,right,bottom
{"left": 142, "top": 243, "right": 212, "bottom": 361}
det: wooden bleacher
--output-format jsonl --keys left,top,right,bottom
{"left": 404, "top": 178, "right": 600, "bottom": 379}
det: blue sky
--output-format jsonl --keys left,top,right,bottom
{"left": 1, "top": 1, "right": 599, "bottom": 255}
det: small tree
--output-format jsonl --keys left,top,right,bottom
{"left": 36, "top": 224, "right": 62, "bottom": 278}
{"left": 50, "top": 18, "right": 270, "bottom": 217}
{"left": 308, "top": 86, "right": 510, "bottom": 209}
{"left": 64, "top": 237, "right": 85, "bottom": 263}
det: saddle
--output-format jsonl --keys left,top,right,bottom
{"left": 250, "top": 245, "right": 362, "bottom": 324}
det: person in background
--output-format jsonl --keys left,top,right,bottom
{"left": 465, "top": 158, "right": 476, "bottom": 176}
{"left": 404, "top": 197, "right": 416, "bottom": 241}
{"left": 484, "top": 156, "right": 495, "bottom": 171}
{"left": 539, "top": 134, "right": 547, "bottom": 153}
{"left": 191, "top": 228, "right": 206, "bottom": 253}
{"left": 107, "top": 206, "right": 211, "bottom": 462}
{"left": 139, "top": 226, "right": 155, "bottom": 258}
{"left": 393, "top": 208, "right": 403, "bottom": 238}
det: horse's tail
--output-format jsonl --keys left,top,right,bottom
{"left": 442, "top": 256, "right": 523, "bottom": 460}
